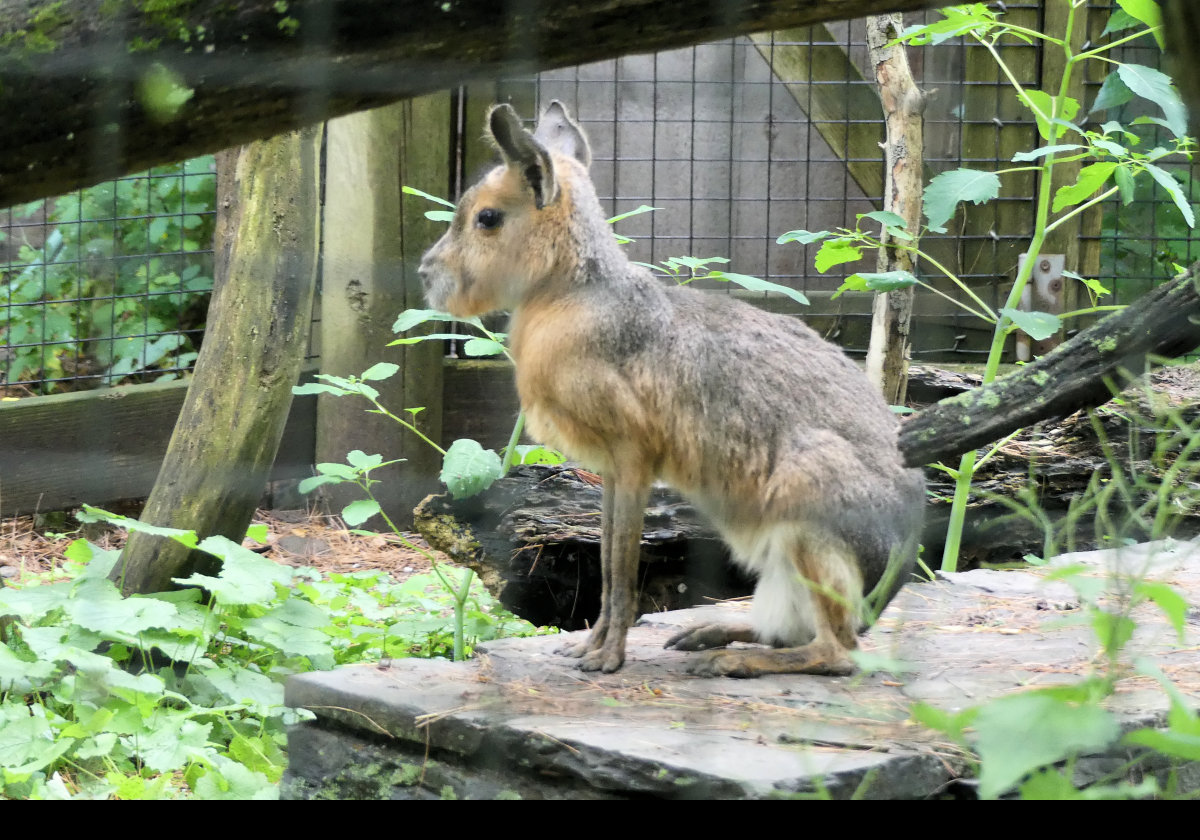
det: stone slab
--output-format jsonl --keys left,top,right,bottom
{"left": 283, "top": 539, "right": 1200, "bottom": 799}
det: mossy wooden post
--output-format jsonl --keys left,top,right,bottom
{"left": 864, "top": 13, "right": 922, "bottom": 405}
{"left": 111, "top": 127, "right": 322, "bottom": 596}
{"left": 318, "top": 95, "right": 449, "bottom": 527}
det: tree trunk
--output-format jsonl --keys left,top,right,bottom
{"left": 111, "top": 127, "right": 321, "bottom": 595}
{"left": 899, "top": 263, "right": 1200, "bottom": 468}
{"left": 0, "top": 0, "right": 952, "bottom": 207}
{"left": 318, "top": 95, "right": 449, "bottom": 528}
{"left": 864, "top": 13, "right": 923, "bottom": 405}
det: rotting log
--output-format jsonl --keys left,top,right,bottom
{"left": 111, "top": 127, "right": 321, "bottom": 596}
{"left": 864, "top": 13, "right": 921, "bottom": 405}
{"left": 899, "top": 264, "right": 1200, "bottom": 468}
{"left": 0, "top": 0, "right": 955, "bottom": 208}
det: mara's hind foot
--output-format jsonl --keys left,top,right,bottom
{"left": 684, "top": 640, "right": 856, "bottom": 679}
{"left": 664, "top": 622, "right": 756, "bottom": 652}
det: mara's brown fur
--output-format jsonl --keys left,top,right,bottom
{"left": 419, "top": 101, "right": 925, "bottom": 677}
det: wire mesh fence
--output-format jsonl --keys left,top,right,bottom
{"left": 2, "top": 1, "right": 1194, "bottom": 393}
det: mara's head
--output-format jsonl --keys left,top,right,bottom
{"left": 418, "top": 101, "right": 598, "bottom": 317}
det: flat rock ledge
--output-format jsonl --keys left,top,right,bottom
{"left": 283, "top": 540, "right": 1200, "bottom": 799}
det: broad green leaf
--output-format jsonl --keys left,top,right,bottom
{"left": 1117, "top": 64, "right": 1187, "bottom": 138}
{"left": 813, "top": 240, "right": 863, "bottom": 273}
{"left": 297, "top": 474, "right": 343, "bottom": 494}
{"left": 910, "top": 702, "right": 979, "bottom": 742}
{"left": 401, "top": 185, "right": 456, "bottom": 208}
{"left": 291, "top": 382, "right": 353, "bottom": 397}
{"left": 1090, "top": 72, "right": 1134, "bottom": 115}
{"left": 859, "top": 210, "right": 907, "bottom": 228}
{"left": 359, "top": 362, "right": 399, "bottom": 381}
{"left": 440, "top": 439, "right": 504, "bottom": 500}
{"left": 341, "top": 499, "right": 381, "bottom": 527}
{"left": 974, "top": 692, "right": 1120, "bottom": 799}
{"left": 1113, "top": 165, "right": 1136, "bottom": 205}
{"left": 895, "top": 4, "right": 997, "bottom": 46}
{"left": 78, "top": 505, "right": 200, "bottom": 549}
{"left": 315, "top": 462, "right": 359, "bottom": 480}
{"left": 1019, "top": 90, "right": 1080, "bottom": 141}
{"left": 1052, "top": 162, "right": 1118, "bottom": 213}
{"left": 245, "top": 523, "right": 269, "bottom": 544}
{"left": 1116, "top": 0, "right": 1164, "bottom": 48}
{"left": 193, "top": 755, "right": 278, "bottom": 800}
{"left": 135, "top": 718, "right": 214, "bottom": 773}
{"left": 512, "top": 445, "right": 567, "bottom": 466}
{"left": 345, "top": 450, "right": 383, "bottom": 470}
{"left": 392, "top": 308, "right": 483, "bottom": 334}
{"left": 833, "top": 271, "right": 919, "bottom": 299}
{"left": 1134, "top": 581, "right": 1187, "bottom": 640}
{"left": 924, "top": 169, "right": 1001, "bottom": 233}
{"left": 1123, "top": 728, "right": 1200, "bottom": 761}
{"left": 201, "top": 666, "right": 286, "bottom": 715}
{"left": 998, "top": 308, "right": 1061, "bottom": 341}
{"left": 390, "top": 332, "right": 478, "bottom": 346}
{"left": 65, "top": 581, "right": 179, "bottom": 635}
{"left": 1091, "top": 610, "right": 1136, "bottom": 653}
{"left": 424, "top": 210, "right": 454, "bottom": 223}
{"left": 1142, "top": 163, "right": 1196, "bottom": 228}
{"left": 173, "top": 537, "right": 294, "bottom": 605}
{"left": 463, "top": 337, "right": 507, "bottom": 357}
{"left": 709, "top": 271, "right": 810, "bottom": 305}
{"left": 1063, "top": 270, "right": 1111, "bottom": 298}
{"left": 0, "top": 581, "right": 72, "bottom": 621}
{"left": 1101, "top": 9, "right": 1139, "bottom": 35}
{"left": 775, "top": 229, "right": 831, "bottom": 246}
{"left": 1012, "top": 145, "right": 1084, "bottom": 163}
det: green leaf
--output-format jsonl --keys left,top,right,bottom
{"left": 998, "top": 308, "right": 1061, "bottom": 341}
{"left": 1133, "top": 581, "right": 1187, "bottom": 640}
{"left": 392, "top": 308, "right": 482, "bottom": 334}
{"left": 246, "top": 523, "right": 269, "bottom": 544}
{"left": 709, "top": 271, "right": 809, "bottom": 306}
{"left": 1052, "top": 162, "right": 1118, "bottom": 213}
{"left": 463, "top": 337, "right": 507, "bottom": 357}
{"left": 511, "top": 445, "right": 567, "bottom": 466}
{"left": 292, "top": 382, "right": 352, "bottom": 397}
{"left": 1063, "top": 270, "right": 1111, "bottom": 299}
{"left": 923, "top": 169, "right": 1001, "bottom": 233}
{"left": 1012, "top": 145, "right": 1084, "bottom": 163}
{"left": 1113, "top": 165, "right": 1135, "bottom": 205}
{"left": 359, "top": 362, "right": 399, "bottom": 381}
{"left": 775, "top": 229, "right": 831, "bottom": 246}
{"left": 836, "top": 271, "right": 919, "bottom": 299}
{"left": 813, "top": 240, "right": 863, "bottom": 273}
{"left": 345, "top": 450, "right": 383, "bottom": 470}
{"left": 1101, "top": 9, "right": 1139, "bottom": 35}
{"left": 1019, "top": 90, "right": 1080, "bottom": 141}
{"left": 173, "top": 537, "right": 293, "bottom": 605}
{"left": 136, "top": 718, "right": 214, "bottom": 773}
{"left": 1142, "top": 163, "right": 1196, "bottom": 228}
{"left": 1116, "top": 0, "right": 1164, "bottom": 48}
{"left": 1123, "top": 728, "right": 1200, "bottom": 761}
{"left": 341, "top": 499, "right": 381, "bottom": 527}
{"left": 401, "top": 185, "right": 456, "bottom": 208}
{"left": 1090, "top": 72, "right": 1134, "bottom": 115}
{"left": 440, "top": 439, "right": 504, "bottom": 500}
{"left": 859, "top": 210, "right": 907, "bottom": 228}
{"left": 606, "top": 205, "right": 660, "bottom": 224}
{"left": 1117, "top": 64, "right": 1187, "bottom": 138}
{"left": 974, "top": 692, "right": 1120, "bottom": 799}
{"left": 424, "top": 210, "right": 455, "bottom": 223}
{"left": 1091, "top": 610, "right": 1136, "bottom": 654}
{"left": 297, "top": 474, "right": 342, "bottom": 494}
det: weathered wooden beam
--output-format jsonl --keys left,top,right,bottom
{"left": 0, "top": 0, "right": 951, "bottom": 207}
{"left": 899, "top": 263, "right": 1200, "bottom": 468}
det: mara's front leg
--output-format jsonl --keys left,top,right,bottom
{"left": 565, "top": 474, "right": 648, "bottom": 673}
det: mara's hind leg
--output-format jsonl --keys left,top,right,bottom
{"left": 686, "top": 539, "right": 861, "bottom": 679}
{"left": 665, "top": 623, "right": 756, "bottom": 651}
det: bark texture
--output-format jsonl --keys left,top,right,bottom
{"left": 864, "top": 13, "right": 923, "bottom": 405}
{"left": 111, "top": 127, "right": 321, "bottom": 595}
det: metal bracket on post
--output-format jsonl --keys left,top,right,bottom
{"left": 1016, "top": 253, "right": 1065, "bottom": 362}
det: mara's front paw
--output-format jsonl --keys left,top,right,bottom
{"left": 578, "top": 646, "right": 625, "bottom": 674}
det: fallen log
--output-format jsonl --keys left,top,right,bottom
{"left": 899, "top": 264, "right": 1200, "bottom": 468}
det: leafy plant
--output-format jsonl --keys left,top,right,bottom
{"left": 777, "top": 1, "right": 1194, "bottom": 572}
{"left": 2, "top": 157, "right": 216, "bottom": 393}
{"left": 0, "top": 506, "right": 540, "bottom": 799}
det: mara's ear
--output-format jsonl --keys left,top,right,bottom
{"left": 533, "top": 100, "right": 592, "bottom": 169}
{"left": 488, "top": 103, "right": 559, "bottom": 209}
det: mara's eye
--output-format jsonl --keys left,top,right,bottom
{"left": 475, "top": 208, "right": 504, "bottom": 230}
